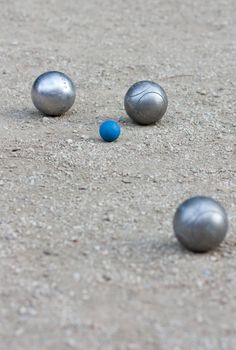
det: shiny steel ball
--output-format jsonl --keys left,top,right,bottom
{"left": 124, "top": 80, "right": 168, "bottom": 125}
{"left": 31, "top": 71, "right": 76, "bottom": 116}
{"left": 173, "top": 196, "right": 228, "bottom": 253}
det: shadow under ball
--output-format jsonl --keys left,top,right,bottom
{"left": 173, "top": 196, "right": 228, "bottom": 253}
{"left": 31, "top": 71, "right": 76, "bottom": 116}
{"left": 124, "top": 80, "right": 168, "bottom": 125}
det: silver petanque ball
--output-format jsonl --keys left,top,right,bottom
{"left": 124, "top": 80, "right": 168, "bottom": 125}
{"left": 173, "top": 196, "right": 228, "bottom": 253}
{"left": 31, "top": 71, "right": 76, "bottom": 116}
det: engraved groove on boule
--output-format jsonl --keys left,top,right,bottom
{"left": 136, "top": 91, "right": 165, "bottom": 105}
{"left": 173, "top": 196, "right": 228, "bottom": 252}
{"left": 127, "top": 86, "right": 153, "bottom": 98}
{"left": 124, "top": 80, "right": 168, "bottom": 125}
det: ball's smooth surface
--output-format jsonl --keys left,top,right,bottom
{"left": 99, "top": 120, "right": 121, "bottom": 142}
{"left": 124, "top": 80, "right": 168, "bottom": 125}
{"left": 173, "top": 196, "right": 228, "bottom": 252}
{"left": 31, "top": 71, "right": 76, "bottom": 116}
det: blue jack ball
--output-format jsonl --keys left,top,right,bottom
{"left": 99, "top": 120, "right": 121, "bottom": 142}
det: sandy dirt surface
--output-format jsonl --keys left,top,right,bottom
{"left": 0, "top": 0, "right": 236, "bottom": 349}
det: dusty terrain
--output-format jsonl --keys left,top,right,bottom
{"left": 0, "top": 0, "right": 235, "bottom": 349}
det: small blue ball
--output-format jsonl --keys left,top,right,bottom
{"left": 99, "top": 120, "right": 121, "bottom": 142}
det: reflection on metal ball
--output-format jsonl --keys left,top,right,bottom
{"left": 173, "top": 196, "right": 228, "bottom": 253}
{"left": 31, "top": 71, "right": 76, "bottom": 116}
{"left": 124, "top": 80, "right": 168, "bottom": 125}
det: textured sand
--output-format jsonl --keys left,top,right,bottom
{"left": 0, "top": 0, "right": 235, "bottom": 349}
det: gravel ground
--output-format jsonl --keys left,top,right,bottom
{"left": 0, "top": 0, "right": 236, "bottom": 349}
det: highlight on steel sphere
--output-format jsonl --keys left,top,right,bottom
{"left": 31, "top": 71, "right": 76, "bottom": 116}
{"left": 173, "top": 196, "right": 228, "bottom": 253}
{"left": 124, "top": 80, "right": 168, "bottom": 125}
